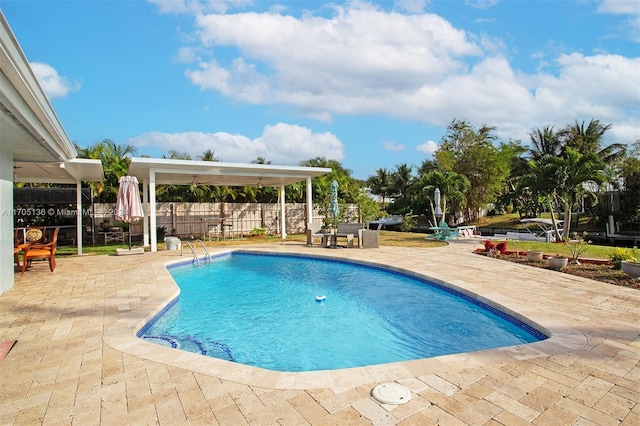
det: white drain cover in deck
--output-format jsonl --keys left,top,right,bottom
{"left": 371, "top": 383, "right": 411, "bottom": 405}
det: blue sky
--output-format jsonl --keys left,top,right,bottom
{"left": 2, "top": 0, "right": 639, "bottom": 179}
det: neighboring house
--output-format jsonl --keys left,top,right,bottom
{"left": 0, "top": 12, "right": 102, "bottom": 295}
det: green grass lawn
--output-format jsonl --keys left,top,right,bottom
{"left": 468, "top": 213, "right": 598, "bottom": 231}
{"left": 56, "top": 229, "right": 620, "bottom": 260}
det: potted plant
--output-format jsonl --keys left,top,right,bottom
{"left": 565, "top": 231, "right": 591, "bottom": 265}
{"left": 621, "top": 247, "right": 640, "bottom": 278}
{"left": 526, "top": 250, "right": 544, "bottom": 262}
{"left": 547, "top": 254, "right": 568, "bottom": 270}
{"left": 609, "top": 247, "right": 634, "bottom": 270}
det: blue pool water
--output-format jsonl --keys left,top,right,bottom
{"left": 139, "top": 252, "right": 546, "bottom": 372}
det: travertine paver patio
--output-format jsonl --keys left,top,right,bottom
{"left": 0, "top": 240, "right": 638, "bottom": 425}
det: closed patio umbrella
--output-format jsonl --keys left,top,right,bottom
{"left": 115, "top": 176, "right": 144, "bottom": 250}
{"left": 328, "top": 180, "right": 340, "bottom": 248}
{"left": 434, "top": 188, "right": 443, "bottom": 223}
{"left": 329, "top": 180, "right": 339, "bottom": 220}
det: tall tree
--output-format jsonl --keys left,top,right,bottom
{"left": 300, "top": 157, "right": 362, "bottom": 223}
{"left": 436, "top": 119, "right": 510, "bottom": 221}
{"left": 529, "top": 125, "right": 562, "bottom": 161}
{"left": 390, "top": 164, "right": 413, "bottom": 199}
{"left": 198, "top": 149, "right": 219, "bottom": 162}
{"left": 618, "top": 140, "right": 640, "bottom": 230}
{"left": 367, "top": 168, "right": 392, "bottom": 208}
{"left": 163, "top": 150, "right": 192, "bottom": 160}
{"left": 76, "top": 139, "right": 136, "bottom": 202}
{"left": 415, "top": 169, "right": 469, "bottom": 225}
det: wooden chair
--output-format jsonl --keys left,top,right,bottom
{"left": 21, "top": 227, "right": 59, "bottom": 275}
{"left": 24, "top": 226, "right": 47, "bottom": 244}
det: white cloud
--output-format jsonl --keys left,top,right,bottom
{"left": 127, "top": 123, "right": 344, "bottom": 165}
{"left": 416, "top": 140, "right": 438, "bottom": 155}
{"left": 30, "top": 62, "right": 80, "bottom": 99}
{"left": 166, "top": 1, "right": 638, "bottom": 146}
{"left": 383, "top": 141, "right": 406, "bottom": 151}
{"left": 185, "top": 3, "right": 481, "bottom": 117}
{"left": 597, "top": 0, "right": 640, "bottom": 15}
{"left": 464, "top": 0, "right": 499, "bottom": 10}
{"left": 395, "top": 0, "right": 430, "bottom": 13}
{"left": 148, "top": 0, "right": 253, "bottom": 15}
{"left": 597, "top": 0, "right": 640, "bottom": 42}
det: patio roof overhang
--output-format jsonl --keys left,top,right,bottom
{"left": 13, "top": 159, "right": 104, "bottom": 184}
{"left": 127, "top": 157, "right": 332, "bottom": 252}
{"left": 1, "top": 12, "right": 105, "bottom": 283}
{"left": 127, "top": 157, "right": 331, "bottom": 187}
{"left": 0, "top": 13, "right": 76, "bottom": 163}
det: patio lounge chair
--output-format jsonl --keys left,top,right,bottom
{"left": 334, "top": 223, "right": 365, "bottom": 248}
{"left": 306, "top": 223, "right": 329, "bottom": 247}
{"left": 427, "top": 221, "right": 459, "bottom": 241}
{"left": 437, "top": 221, "right": 459, "bottom": 241}
{"left": 21, "top": 227, "right": 59, "bottom": 275}
{"left": 359, "top": 229, "right": 380, "bottom": 248}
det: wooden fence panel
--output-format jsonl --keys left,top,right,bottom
{"left": 94, "top": 202, "right": 360, "bottom": 239}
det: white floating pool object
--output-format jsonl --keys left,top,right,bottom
{"left": 315, "top": 295, "right": 326, "bottom": 302}
{"left": 371, "top": 383, "right": 412, "bottom": 405}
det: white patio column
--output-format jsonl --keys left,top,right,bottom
{"left": 280, "top": 184, "right": 286, "bottom": 239}
{"left": 76, "top": 180, "right": 83, "bottom": 255}
{"left": 306, "top": 176, "right": 314, "bottom": 227}
{"left": 149, "top": 170, "right": 157, "bottom": 252}
{"left": 0, "top": 149, "right": 14, "bottom": 295}
{"left": 142, "top": 180, "right": 149, "bottom": 247}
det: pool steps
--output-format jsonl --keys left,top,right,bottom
{"left": 142, "top": 334, "right": 235, "bottom": 362}
{"left": 182, "top": 239, "right": 211, "bottom": 263}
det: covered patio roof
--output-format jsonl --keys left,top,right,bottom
{"left": 126, "top": 157, "right": 332, "bottom": 252}
{"left": 13, "top": 158, "right": 104, "bottom": 184}
{"left": 127, "top": 157, "right": 331, "bottom": 187}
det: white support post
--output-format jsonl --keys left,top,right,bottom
{"left": 76, "top": 180, "right": 83, "bottom": 255}
{"left": 280, "top": 184, "right": 286, "bottom": 239}
{"left": 149, "top": 171, "right": 157, "bottom": 251}
{"left": 143, "top": 180, "right": 149, "bottom": 247}
{"left": 306, "top": 176, "right": 313, "bottom": 228}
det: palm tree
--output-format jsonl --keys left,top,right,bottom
{"left": 417, "top": 170, "right": 469, "bottom": 225}
{"left": 390, "top": 164, "right": 413, "bottom": 199}
{"left": 252, "top": 157, "right": 271, "bottom": 164}
{"left": 529, "top": 126, "right": 562, "bottom": 161}
{"left": 367, "top": 168, "right": 392, "bottom": 208}
{"left": 163, "top": 150, "right": 191, "bottom": 160}
{"left": 525, "top": 147, "right": 605, "bottom": 238}
{"left": 75, "top": 139, "right": 136, "bottom": 202}
{"left": 198, "top": 149, "right": 219, "bottom": 162}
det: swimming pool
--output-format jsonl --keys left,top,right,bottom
{"left": 139, "top": 252, "right": 546, "bottom": 372}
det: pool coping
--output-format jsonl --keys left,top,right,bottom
{"left": 102, "top": 245, "right": 588, "bottom": 390}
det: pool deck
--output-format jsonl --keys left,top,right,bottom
{"left": 1, "top": 240, "right": 638, "bottom": 425}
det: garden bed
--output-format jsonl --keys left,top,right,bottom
{"left": 475, "top": 250, "right": 639, "bottom": 290}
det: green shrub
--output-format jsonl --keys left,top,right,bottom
{"left": 250, "top": 227, "right": 267, "bottom": 237}
{"left": 609, "top": 248, "right": 634, "bottom": 270}
{"left": 401, "top": 214, "right": 417, "bottom": 232}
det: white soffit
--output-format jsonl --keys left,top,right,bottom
{"left": 127, "top": 157, "right": 332, "bottom": 187}
{"left": 0, "top": 12, "right": 76, "bottom": 163}
{"left": 14, "top": 159, "right": 104, "bottom": 184}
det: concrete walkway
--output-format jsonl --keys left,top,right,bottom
{"left": 1, "top": 240, "right": 638, "bottom": 425}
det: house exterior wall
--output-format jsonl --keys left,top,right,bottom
{"left": 0, "top": 148, "right": 14, "bottom": 295}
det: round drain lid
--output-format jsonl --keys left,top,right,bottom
{"left": 371, "top": 383, "right": 411, "bottom": 405}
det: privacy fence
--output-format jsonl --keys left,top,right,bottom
{"left": 94, "top": 202, "right": 360, "bottom": 239}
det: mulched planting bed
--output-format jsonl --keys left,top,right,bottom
{"left": 476, "top": 251, "right": 640, "bottom": 290}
